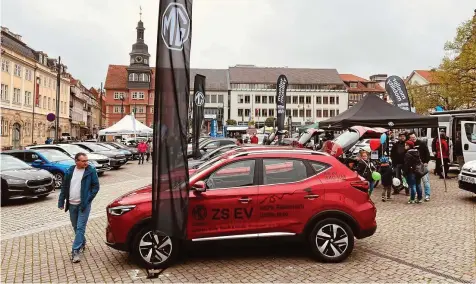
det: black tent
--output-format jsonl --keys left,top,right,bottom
{"left": 320, "top": 94, "right": 438, "bottom": 129}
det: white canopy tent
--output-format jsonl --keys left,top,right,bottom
{"left": 98, "top": 114, "right": 153, "bottom": 136}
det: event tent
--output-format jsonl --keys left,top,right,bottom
{"left": 98, "top": 114, "right": 153, "bottom": 136}
{"left": 319, "top": 94, "right": 438, "bottom": 129}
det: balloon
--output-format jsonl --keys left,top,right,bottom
{"left": 380, "top": 133, "right": 387, "bottom": 144}
{"left": 369, "top": 139, "right": 381, "bottom": 151}
{"left": 372, "top": 171, "right": 381, "bottom": 181}
{"left": 392, "top": 177, "right": 401, "bottom": 187}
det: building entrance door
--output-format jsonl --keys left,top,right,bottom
{"left": 12, "top": 123, "right": 21, "bottom": 149}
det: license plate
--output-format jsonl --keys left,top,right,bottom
{"left": 460, "top": 175, "right": 476, "bottom": 184}
{"left": 36, "top": 187, "right": 48, "bottom": 193}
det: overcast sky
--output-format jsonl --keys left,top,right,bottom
{"left": 2, "top": 0, "right": 474, "bottom": 88}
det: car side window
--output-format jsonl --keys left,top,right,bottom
{"left": 262, "top": 159, "right": 308, "bottom": 185}
{"left": 309, "top": 162, "right": 330, "bottom": 174}
{"left": 221, "top": 140, "right": 235, "bottom": 146}
{"left": 24, "top": 153, "right": 39, "bottom": 163}
{"left": 206, "top": 159, "right": 256, "bottom": 190}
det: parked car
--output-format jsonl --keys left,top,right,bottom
{"left": 105, "top": 149, "right": 377, "bottom": 268}
{"left": 27, "top": 144, "right": 110, "bottom": 175}
{"left": 73, "top": 142, "right": 127, "bottom": 169}
{"left": 458, "top": 160, "right": 476, "bottom": 194}
{"left": 0, "top": 154, "right": 55, "bottom": 202}
{"left": 188, "top": 144, "right": 240, "bottom": 169}
{"left": 186, "top": 138, "right": 237, "bottom": 158}
{"left": 104, "top": 142, "right": 139, "bottom": 160}
{"left": 97, "top": 143, "right": 133, "bottom": 161}
{"left": 2, "top": 149, "right": 75, "bottom": 188}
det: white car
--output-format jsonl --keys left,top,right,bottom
{"left": 458, "top": 160, "right": 476, "bottom": 194}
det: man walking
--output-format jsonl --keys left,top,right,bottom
{"left": 391, "top": 132, "right": 408, "bottom": 195}
{"left": 58, "top": 152, "right": 100, "bottom": 263}
{"left": 409, "top": 132, "right": 431, "bottom": 201}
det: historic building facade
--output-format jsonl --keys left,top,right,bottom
{"left": 1, "top": 27, "right": 70, "bottom": 149}
{"left": 340, "top": 74, "right": 385, "bottom": 107}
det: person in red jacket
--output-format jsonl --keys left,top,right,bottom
{"left": 137, "top": 140, "right": 147, "bottom": 165}
{"left": 435, "top": 133, "right": 449, "bottom": 179}
{"left": 250, "top": 134, "right": 259, "bottom": 144}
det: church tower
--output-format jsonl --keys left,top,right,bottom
{"left": 127, "top": 12, "right": 152, "bottom": 89}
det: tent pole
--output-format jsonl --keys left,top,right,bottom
{"left": 437, "top": 134, "right": 447, "bottom": 192}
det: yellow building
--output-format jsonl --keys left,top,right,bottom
{"left": 1, "top": 27, "right": 70, "bottom": 149}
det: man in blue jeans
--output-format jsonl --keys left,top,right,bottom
{"left": 409, "top": 133, "right": 431, "bottom": 201}
{"left": 58, "top": 152, "right": 100, "bottom": 263}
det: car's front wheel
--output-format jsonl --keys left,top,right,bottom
{"left": 53, "top": 172, "right": 64, "bottom": 188}
{"left": 132, "top": 225, "right": 179, "bottom": 269}
{"left": 308, "top": 218, "right": 354, "bottom": 263}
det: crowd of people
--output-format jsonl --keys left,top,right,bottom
{"left": 356, "top": 131, "right": 451, "bottom": 204}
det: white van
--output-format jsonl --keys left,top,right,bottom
{"left": 423, "top": 109, "right": 476, "bottom": 168}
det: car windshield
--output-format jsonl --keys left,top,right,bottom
{"left": 36, "top": 150, "right": 71, "bottom": 162}
{"left": 99, "top": 143, "right": 116, "bottom": 150}
{"left": 333, "top": 130, "right": 360, "bottom": 150}
{"left": 82, "top": 143, "right": 109, "bottom": 152}
{"left": 59, "top": 144, "right": 91, "bottom": 154}
{"left": 109, "top": 143, "right": 125, "bottom": 149}
{"left": 0, "top": 155, "right": 31, "bottom": 170}
{"left": 204, "top": 145, "right": 236, "bottom": 160}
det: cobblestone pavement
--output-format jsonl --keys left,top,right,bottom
{"left": 1, "top": 161, "right": 475, "bottom": 283}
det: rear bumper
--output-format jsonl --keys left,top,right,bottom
{"left": 356, "top": 225, "right": 377, "bottom": 239}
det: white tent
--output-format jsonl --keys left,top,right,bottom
{"left": 98, "top": 114, "right": 153, "bottom": 136}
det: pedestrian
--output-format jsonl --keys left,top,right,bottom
{"left": 250, "top": 134, "right": 259, "bottom": 144}
{"left": 356, "top": 150, "right": 376, "bottom": 195}
{"left": 146, "top": 139, "right": 152, "bottom": 162}
{"left": 58, "top": 152, "right": 100, "bottom": 263}
{"left": 408, "top": 132, "right": 431, "bottom": 201}
{"left": 435, "top": 133, "right": 450, "bottom": 179}
{"left": 137, "top": 140, "right": 147, "bottom": 164}
{"left": 391, "top": 132, "right": 408, "bottom": 195}
{"left": 379, "top": 155, "right": 393, "bottom": 202}
{"left": 454, "top": 131, "right": 464, "bottom": 169}
{"left": 403, "top": 140, "right": 423, "bottom": 204}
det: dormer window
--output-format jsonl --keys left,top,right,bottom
{"left": 39, "top": 54, "right": 43, "bottom": 64}
{"left": 144, "top": 58, "right": 148, "bottom": 64}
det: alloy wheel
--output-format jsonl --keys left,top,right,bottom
{"left": 315, "top": 224, "right": 349, "bottom": 258}
{"left": 54, "top": 173, "right": 63, "bottom": 188}
{"left": 138, "top": 231, "right": 172, "bottom": 265}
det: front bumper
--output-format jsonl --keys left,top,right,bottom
{"left": 458, "top": 173, "right": 476, "bottom": 194}
{"left": 110, "top": 158, "right": 127, "bottom": 167}
{"left": 7, "top": 183, "right": 55, "bottom": 199}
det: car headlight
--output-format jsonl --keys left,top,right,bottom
{"left": 89, "top": 160, "right": 99, "bottom": 166}
{"left": 108, "top": 205, "right": 136, "bottom": 216}
{"left": 6, "top": 178, "right": 26, "bottom": 185}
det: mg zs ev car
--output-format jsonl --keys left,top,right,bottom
{"left": 106, "top": 150, "right": 377, "bottom": 268}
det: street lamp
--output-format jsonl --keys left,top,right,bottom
{"left": 120, "top": 94, "right": 125, "bottom": 118}
{"left": 55, "top": 56, "right": 67, "bottom": 142}
{"left": 32, "top": 77, "right": 40, "bottom": 142}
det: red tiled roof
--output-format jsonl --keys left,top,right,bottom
{"left": 414, "top": 70, "right": 436, "bottom": 84}
{"left": 340, "top": 74, "right": 369, "bottom": 82}
{"left": 104, "top": 65, "right": 129, "bottom": 89}
{"left": 89, "top": 87, "right": 99, "bottom": 95}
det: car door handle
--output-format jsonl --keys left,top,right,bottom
{"left": 304, "top": 194, "right": 319, "bottom": 200}
{"left": 239, "top": 197, "right": 252, "bottom": 204}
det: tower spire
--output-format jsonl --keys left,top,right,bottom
{"left": 140, "top": 6, "right": 142, "bottom": 21}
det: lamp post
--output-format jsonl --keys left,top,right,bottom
{"left": 32, "top": 76, "right": 40, "bottom": 143}
{"left": 99, "top": 82, "right": 103, "bottom": 129}
{"left": 55, "top": 56, "right": 66, "bottom": 142}
{"left": 120, "top": 94, "right": 125, "bottom": 118}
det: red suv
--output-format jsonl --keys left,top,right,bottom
{"left": 106, "top": 150, "right": 377, "bottom": 268}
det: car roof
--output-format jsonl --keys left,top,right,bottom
{"left": 229, "top": 149, "right": 332, "bottom": 160}
{"left": 2, "top": 150, "right": 34, "bottom": 154}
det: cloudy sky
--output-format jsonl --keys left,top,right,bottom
{"left": 2, "top": 0, "right": 474, "bottom": 88}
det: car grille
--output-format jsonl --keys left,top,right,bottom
{"left": 97, "top": 159, "right": 109, "bottom": 165}
{"left": 461, "top": 171, "right": 476, "bottom": 178}
{"left": 27, "top": 177, "right": 53, "bottom": 187}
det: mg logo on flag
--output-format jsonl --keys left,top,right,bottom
{"left": 194, "top": 91, "right": 204, "bottom": 106}
{"left": 161, "top": 2, "right": 190, "bottom": 51}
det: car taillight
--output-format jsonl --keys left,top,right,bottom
{"left": 351, "top": 181, "right": 369, "bottom": 193}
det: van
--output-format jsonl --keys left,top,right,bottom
{"left": 424, "top": 109, "right": 476, "bottom": 168}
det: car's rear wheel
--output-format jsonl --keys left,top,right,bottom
{"left": 53, "top": 172, "right": 64, "bottom": 188}
{"left": 132, "top": 225, "right": 179, "bottom": 269}
{"left": 98, "top": 172, "right": 105, "bottom": 176}
{"left": 308, "top": 218, "right": 354, "bottom": 263}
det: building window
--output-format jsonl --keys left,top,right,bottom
{"left": 299, "top": 109, "right": 304, "bottom": 117}
{"left": 255, "top": 96, "right": 260, "bottom": 104}
{"left": 285, "top": 96, "right": 291, "bottom": 104}
{"left": 53, "top": 99, "right": 56, "bottom": 111}
{"left": 305, "top": 96, "right": 311, "bottom": 104}
{"left": 262, "top": 96, "right": 267, "bottom": 104}
{"left": 217, "top": 94, "right": 224, "bottom": 103}
{"left": 1, "top": 84, "right": 9, "bottom": 101}
{"left": 13, "top": 88, "right": 21, "bottom": 104}
{"left": 286, "top": 109, "right": 291, "bottom": 117}
{"left": 25, "top": 69, "right": 32, "bottom": 81}
{"left": 306, "top": 109, "right": 311, "bottom": 117}
{"left": 48, "top": 98, "right": 51, "bottom": 110}
{"left": 323, "top": 96, "right": 328, "bottom": 104}
{"left": 38, "top": 96, "right": 42, "bottom": 108}
{"left": 244, "top": 95, "right": 250, "bottom": 104}
{"left": 292, "top": 96, "right": 298, "bottom": 104}
{"left": 330, "top": 110, "right": 335, "bottom": 117}
{"left": 244, "top": 109, "right": 250, "bottom": 117}
{"left": 336, "top": 96, "right": 339, "bottom": 104}
{"left": 350, "top": 82, "right": 358, "bottom": 88}
{"left": 269, "top": 109, "right": 274, "bottom": 117}
{"left": 262, "top": 109, "right": 268, "bottom": 117}
{"left": 210, "top": 94, "right": 217, "bottom": 103}
{"left": 114, "top": 92, "right": 125, "bottom": 100}
{"left": 238, "top": 109, "right": 243, "bottom": 117}
{"left": 330, "top": 97, "right": 335, "bottom": 104}
{"left": 14, "top": 64, "right": 22, "bottom": 77}
{"left": 292, "top": 109, "right": 298, "bottom": 117}
{"left": 299, "top": 96, "right": 304, "bottom": 104}
{"left": 1, "top": 118, "right": 9, "bottom": 136}
{"left": 316, "top": 96, "right": 322, "bottom": 104}
{"left": 316, "top": 110, "right": 322, "bottom": 117}
{"left": 269, "top": 96, "right": 274, "bottom": 104}
{"left": 336, "top": 109, "right": 340, "bottom": 115}
{"left": 24, "top": 91, "right": 32, "bottom": 106}
{"left": 132, "top": 92, "right": 144, "bottom": 99}
{"left": 238, "top": 95, "right": 243, "bottom": 103}
{"left": 323, "top": 110, "right": 329, "bottom": 117}
{"left": 1, "top": 59, "right": 9, "bottom": 73}
{"left": 113, "top": 106, "right": 122, "bottom": 113}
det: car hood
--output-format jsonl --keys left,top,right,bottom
{"left": 462, "top": 160, "right": 476, "bottom": 171}
{"left": 87, "top": 153, "right": 109, "bottom": 160}
{"left": 52, "top": 160, "right": 76, "bottom": 167}
{"left": 1, "top": 167, "right": 52, "bottom": 180}
{"left": 95, "top": 150, "right": 119, "bottom": 157}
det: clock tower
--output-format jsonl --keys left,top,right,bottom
{"left": 127, "top": 18, "right": 152, "bottom": 89}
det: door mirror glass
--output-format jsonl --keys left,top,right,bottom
{"left": 32, "top": 159, "right": 43, "bottom": 165}
{"left": 193, "top": 180, "right": 206, "bottom": 192}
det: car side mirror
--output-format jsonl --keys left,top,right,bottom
{"left": 32, "top": 159, "right": 44, "bottom": 165}
{"left": 193, "top": 180, "right": 206, "bottom": 193}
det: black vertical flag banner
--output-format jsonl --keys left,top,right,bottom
{"left": 152, "top": 0, "right": 192, "bottom": 240}
{"left": 385, "top": 75, "right": 411, "bottom": 112}
{"left": 276, "top": 75, "right": 288, "bottom": 141}
{"left": 192, "top": 74, "right": 206, "bottom": 159}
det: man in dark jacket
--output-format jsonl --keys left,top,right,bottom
{"left": 409, "top": 132, "right": 431, "bottom": 201}
{"left": 58, "top": 152, "right": 100, "bottom": 263}
{"left": 391, "top": 132, "right": 407, "bottom": 194}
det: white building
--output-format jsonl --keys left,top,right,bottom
{"left": 228, "top": 66, "right": 348, "bottom": 128}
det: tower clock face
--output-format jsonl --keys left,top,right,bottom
{"left": 135, "top": 56, "right": 143, "bottom": 62}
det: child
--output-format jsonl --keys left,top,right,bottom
{"left": 379, "top": 155, "right": 392, "bottom": 201}
{"left": 356, "top": 150, "right": 376, "bottom": 195}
